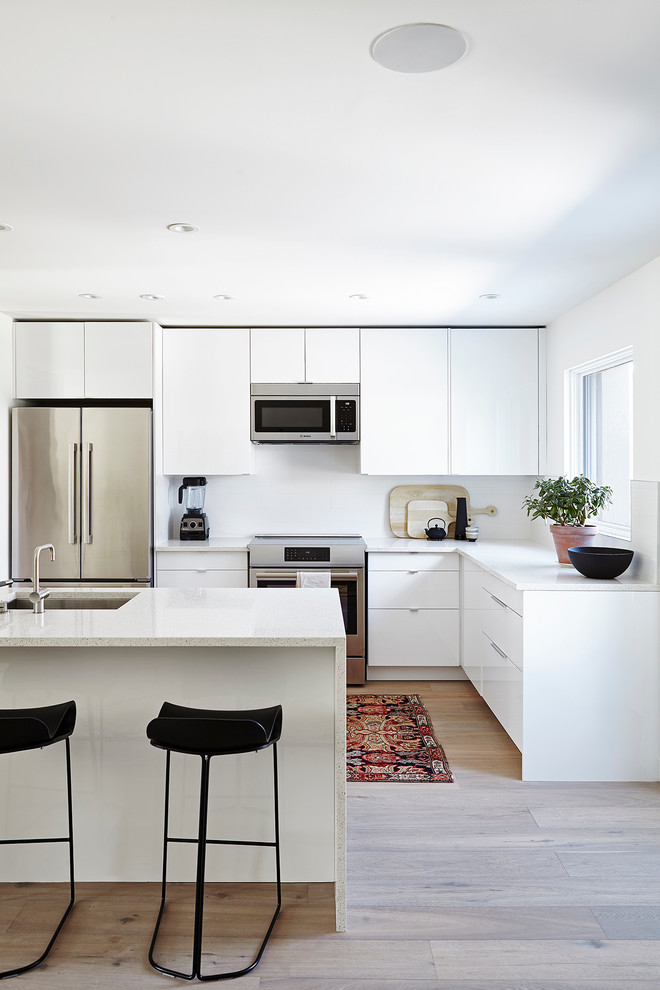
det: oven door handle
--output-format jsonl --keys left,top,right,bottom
{"left": 252, "top": 569, "right": 360, "bottom": 580}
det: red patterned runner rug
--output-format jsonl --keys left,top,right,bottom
{"left": 347, "top": 694, "right": 454, "bottom": 782}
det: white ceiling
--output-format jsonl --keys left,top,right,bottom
{"left": 2, "top": 0, "right": 660, "bottom": 328}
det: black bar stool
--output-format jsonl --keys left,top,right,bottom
{"left": 0, "top": 700, "right": 76, "bottom": 979}
{"left": 146, "top": 701, "right": 283, "bottom": 982}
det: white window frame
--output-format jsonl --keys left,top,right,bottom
{"left": 565, "top": 346, "right": 633, "bottom": 541}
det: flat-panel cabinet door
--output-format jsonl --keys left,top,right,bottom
{"left": 360, "top": 328, "right": 449, "bottom": 474}
{"left": 250, "top": 328, "right": 305, "bottom": 382}
{"left": 163, "top": 328, "right": 253, "bottom": 475}
{"left": 305, "top": 329, "right": 359, "bottom": 382}
{"left": 14, "top": 322, "right": 85, "bottom": 398}
{"left": 368, "top": 609, "right": 460, "bottom": 666}
{"left": 84, "top": 322, "right": 152, "bottom": 398}
{"left": 450, "top": 328, "right": 539, "bottom": 474}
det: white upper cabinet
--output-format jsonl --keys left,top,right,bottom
{"left": 450, "top": 328, "right": 541, "bottom": 475}
{"left": 14, "top": 322, "right": 85, "bottom": 397}
{"left": 250, "top": 328, "right": 305, "bottom": 382}
{"left": 84, "top": 322, "right": 152, "bottom": 397}
{"left": 250, "top": 328, "right": 359, "bottom": 383}
{"left": 14, "top": 321, "right": 153, "bottom": 398}
{"left": 305, "top": 329, "right": 360, "bottom": 382}
{"left": 162, "top": 328, "right": 253, "bottom": 475}
{"left": 360, "top": 328, "right": 449, "bottom": 475}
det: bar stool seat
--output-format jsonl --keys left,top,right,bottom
{"left": 0, "top": 700, "right": 76, "bottom": 979}
{"left": 146, "top": 701, "right": 283, "bottom": 982}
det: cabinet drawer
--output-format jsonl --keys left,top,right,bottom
{"left": 482, "top": 571, "right": 523, "bottom": 616}
{"left": 368, "top": 609, "right": 460, "bottom": 666}
{"left": 368, "top": 570, "right": 459, "bottom": 609}
{"left": 156, "top": 551, "right": 248, "bottom": 571}
{"left": 481, "top": 634, "right": 522, "bottom": 749}
{"left": 481, "top": 599, "right": 523, "bottom": 669}
{"left": 368, "top": 552, "right": 458, "bottom": 572}
{"left": 156, "top": 569, "right": 247, "bottom": 589}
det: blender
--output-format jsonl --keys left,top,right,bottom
{"left": 178, "top": 477, "right": 210, "bottom": 541}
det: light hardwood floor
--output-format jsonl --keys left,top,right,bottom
{"left": 3, "top": 679, "right": 660, "bottom": 988}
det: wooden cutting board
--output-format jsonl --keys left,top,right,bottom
{"left": 406, "top": 499, "right": 449, "bottom": 538}
{"left": 389, "top": 484, "right": 497, "bottom": 539}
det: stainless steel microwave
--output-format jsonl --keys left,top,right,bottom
{"left": 251, "top": 383, "right": 359, "bottom": 443}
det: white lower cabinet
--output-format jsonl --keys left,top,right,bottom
{"left": 461, "top": 562, "right": 523, "bottom": 750}
{"left": 368, "top": 552, "right": 459, "bottom": 668}
{"left": 155, "top": 551, "right": 248, "bottom": 588}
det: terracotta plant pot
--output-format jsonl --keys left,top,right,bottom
{"left": 550, "top": 524, "right": 597, "bottom": 564}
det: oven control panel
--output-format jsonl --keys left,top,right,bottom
{"left": 284, "top": 547, "right": 331, "bottom": 562}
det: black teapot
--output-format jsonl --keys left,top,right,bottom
{"left": 424, "top": 517, "right": 447, "bottom": 541}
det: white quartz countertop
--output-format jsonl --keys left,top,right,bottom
{"left": 364, "top": 537, "right": 657, "bottom": 591}
{"left": 153, "top": 535, "right": 656, "bottom": 591}
{"left": 0, "top": 587, "right": 347, "bottom": 647}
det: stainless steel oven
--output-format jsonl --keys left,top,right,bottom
{"left": 248, "top": 536, "right": 366, "bottom": 684}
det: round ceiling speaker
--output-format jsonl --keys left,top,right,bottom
{"left": 370, "top": 23, "right": 467, "bottom": 73}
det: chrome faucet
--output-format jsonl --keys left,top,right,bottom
{"left": 29, "top": 544, "right": 55, "bottom": 613}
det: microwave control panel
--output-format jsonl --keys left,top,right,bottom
{"left": 336, "top": 399, "right": 357, "bottom": 433}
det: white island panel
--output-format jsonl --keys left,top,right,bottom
{"left": 0, "top": 588, "right": 347, "bottom": 930}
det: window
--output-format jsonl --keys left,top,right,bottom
{"left": 566, "top": 347, "right": 633, "bottom": 540}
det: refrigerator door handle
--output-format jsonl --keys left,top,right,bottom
{"left": 68, "top": 443, "right": 78, "bottom": 544}
{"left": 82, "top": 442, "right": 93, "bottom": 544}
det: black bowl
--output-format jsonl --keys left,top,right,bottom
{"left": 567, "top": 546, "right": 634, "bottom": 579}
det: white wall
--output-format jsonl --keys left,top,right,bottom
{"left": 545, "top": 255, "right": 660, "bottom": 579}
{"left": 166, "top": 445, "right": 534, "bottom": 541}
{"left": 546, "top": 255, "right": 660, "bottom": 481}
{"left": 0, "top": 313, "right": 12, "bottom": 576}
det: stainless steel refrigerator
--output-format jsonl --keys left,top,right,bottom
{"left": 12, "top": 407, "right": 152, "bottom": 586}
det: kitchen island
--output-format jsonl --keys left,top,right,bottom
{"left": 0, "top": 587, "right": 347, "bottom": 930}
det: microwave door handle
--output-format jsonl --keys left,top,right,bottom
{"left": 329, "top": 395, "right": 336, "bottom": 438}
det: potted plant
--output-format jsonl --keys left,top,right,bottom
{"left": 522, "top": 475, "right": 613, "bottom": 564}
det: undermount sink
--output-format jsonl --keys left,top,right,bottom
{"left": 7, "top": 596, "right": 134, "bottom": 611}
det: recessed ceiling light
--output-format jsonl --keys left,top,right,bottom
{"left": 213, "top": 294, "right": 232, "bottom": 301}
{"left": 0, "top": 223, "right": 13, "bottom": 232}
{"left": 139, "top": 294, "right": 165, "bottom": 301}
{"left": 370, "top": 23, "right": 467, "bottom": 73}
{"left": 349, "top": 294, "right": 368, "bottom": 301}
{"left": 79, "top": 293, "right": 100, "bottom": 300}
{"left": 167, "top": 222, "right": 199, "bottom": 233}
{"left": 479, "top": 293, "right": 501, "bottom": 301}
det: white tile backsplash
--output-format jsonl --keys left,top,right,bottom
{"left": 166, "top": 445, "right": 537, "bottom": 541}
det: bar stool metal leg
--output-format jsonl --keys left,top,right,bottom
{"left": 0, "top": 736, "right": 76, "bottom": 980}
{"left": 149, "top": 742, "right": 282, "bottom": 982}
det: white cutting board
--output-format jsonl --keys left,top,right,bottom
{"left": 406, "top": 500, "right": 449, "bottom": 539}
